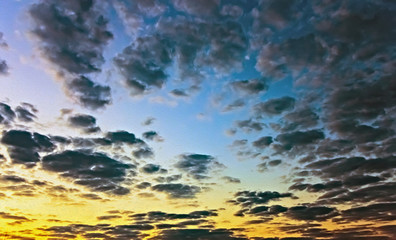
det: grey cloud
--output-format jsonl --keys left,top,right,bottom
{"left": 306, "top": 156, "right": 396, "bottom": 179}
{"left": 254, "top": 97, "right": 295, "bottom": 116}
{"left": 170, "top": 89, "right": 189, "bottom": 98}
{"left": 0, "top": 32, "right": 7, "bottom": 48}
{"left": 42, "top": 150, "right": 134, "bottom": 195}
{"left": 114, "top": 35, "right": 174, "bottom": 96}
{"left": 172, "top": 0, "right": 220, "bottom": 16}
{"left": 230, "top": 78, "right": 268, "bottom": 95}
{"left": 175, "top": 153, "right": 224, "bottom": 180}
{"left": 135, "top": 182, "right": 151, "bottom": 189}
{"left": 67, "top": 76, "right": 111, "bottom": 110}
{"left": 0, "top": 103, "right": 15, "bottom": 124}
{"left": 228, "top": 191, "right": 293, "bottom": 208}
{"left": 275, "top": 129, "right": 325, "bottom": 151}
{"left": 252, "top": 136, "right": 273, "bottom": 148}
{"left": 29, "top": 0, "right": 113, "bottom": 109}
{"left": 15, "top": 103, "right": 37, "bottom": 122}
{"left": 149, "top": 228, "right": 248, "bottom": 240}
{"left": 235, "top": 119, "right": 264, "bottom": 133}
{"left": 0, "top": 60, "right": 9, "bottom": 75}
{"left": 141, "top": 163, "right": 167, "bottom": 174}
{"left": 29, "top": 0, "right": 112, "bottom": 74}
{"left": 281, "top": 108, "right": 319, "bottom": 132}
{"left": 222, "top": 99, "right": 246, "bottom": 112}
{"left": 133, "top": 147, "right": 154, "bottom": 159}
{"left": 142, "top": 131, "right": 163, "bottom": 142}
{"left": 68, "top": 114, "right": 100, "bottom": 133}
{"left": 142, "top": 117, "right": 155, "bottom": 126}
{"left": 1, "top": 130, "right": 55, "bottom": 165}
{"left": 222, "top": 176, "right": 241, "bottom": 184}
{"left": 151, "top": 183, "right": 201, "bottom": 199}
{"left": 105, "top": 131, "right": 144, "bottom": 145}
{"left": 221, "top": 4, "right": 244, "bottom": 18}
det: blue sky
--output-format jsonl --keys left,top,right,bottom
{"left": 0, "top": 0, "right": 396, "bottom": 239}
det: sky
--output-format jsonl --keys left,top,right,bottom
{"left": 0, "top": 0, "right": 395, "bottom": 239}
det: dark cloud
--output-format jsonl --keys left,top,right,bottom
{"left": 29, "top": 0, "right": 113, "bottom": 109}
{"left": 281, "top": 108, "right": 319, "bottom": 132}
{"left": 129, "top": 209, "right": 218, "bottom": 222}
{"left": 133, "top": 147, "right": 154, "bottom": 159}
{"left": 254, "top": 97, "right": 295, "bottom": 116}
{"left": 114, "top": 35, "right": 174, "bottom": 96}
{"left": 149, "top": 228, "right": 248, "bottom": 240}
{"left": 0, "top": 60, "right": 9, "bottom": 75}
{"left": 172, "top": 0, "right": 220, "bottom": 16}
{"left": 235, "top": 119, "right": 264, "bottom": 133}
{"left": 286, "top": 205, "right": 338, "bottom": 221}
{"left": 275, "top": 129, "right": 325, "bottom": 151}
{"left": 230, "top": 78, "right": 268, "bottom": 95}
{"left": 67, "top": 76, "right": 111, "bottom": 110}
{"left": 68, "top": 114, "right": 100, "bottom": 133}
{"left": 0, "top": 175, "right": 26, "bottom": 183}
{"left": 142, "top": 131, "right": 163, "bottom": 142}
{"left": 1, "top": 130, "right": 55, "bottom": 165}
{"left": 135, "top": 182, "right": 151, "bottom": 189}
{"left": 0, "top": 212, "right": 31, "bottom": 222}
{"left": 141, "top": 163, "right": 167, "bottom": 174}
{"left": 105, "top": 131, "right": 144, "bottom": 145}
{"left": 252, "top": 136, "right": 273, "bottom": 148}
{"left": 0, "top": 102, "right": 16, "bottom": 124}
{"left": 15, "top": 103, "right": 37, "bottom": 122}
{"left": 221, "top": 4, "right": 244, "bottom": 18}
{"left": 170, "top": 89, "right": 189, "bottom": 98}
{"left": 154, "top": 174, "right": 182, "bottom": 183}
{"left": 175, "top": 153, "right": 224, "bottom": 179}
{"left": 306, "top": 156, "right": 396, "bottom": 179}
{"left": 223, "top": 99, "right": 246, "bottom": 112}
{"left": 151, "top": 183, "right": 201, "bottom": 199}
{"left": 228, "top": 191, "right": 293, "bottom": 208}
{"left": 42, "top": 150, "right": 134, "bottom": 195}
{"left": 0, "top": 32, "right": 7, "bottom": 48}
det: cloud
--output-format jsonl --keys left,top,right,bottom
{"left": 175, "top": 153, "right": 224, "bottom": 179}
{"left": 67, "top": 76, "right": 111, "bottom": 110}
{"left": 148, "top": 228, "right": 248, "bottom": 240}
{"left": 142, "top": 117, "right": 155, "bottom": 126}
{"left": 105, "top": 131, "right": 144, "bottom": 145}
{"left": 0, "top": 212, "right": 31, "bottom": 222}
{"left": 252, "top": 136, "right": 273, "bottom": 148}
{"left": 286, "top": 205, "right": 338, "bottom": 221}
{"left": 1, "top": 130, "right": 55, "bottom": 165}
{"left": 172, "top": 0, "right": 220, "bottom": 16}
{"left": 0, "top": 102, "right": 16, "bottom": 124}
{"left": 235, "top": 119, "right": 264, "bottom": 133}
{"left": 228, "top": 191, "right": 293, "bottom": 208}
{"left": 0, "top": 60, "right": 9, "bottom": 75}
{"left": 15, "top": 103, "right": 37, "bottom": 122}
{"left": 222, "top": 176, "right": 241, "bottom": 184}
{"left": 68, "top": 113, "right": 100, "bottom": 133}
{"left": 274, "top": 129, "right": 325, "bottom": 151}
{"left": 151, "top": 183, "right": 201, "bottom": 199}
{"left": 114, "top": 35, "right": 173, "bottom": 96}
{"left": 222, "top": 99, "right": 246, "bottom": 112}
{"left": 141, "top": 163, "right": 167, "bottom": 174}
{"left": 142, "top": 131, "right": 163, "bottom": 142}
{"left": 230, "top": 78, "right": 268, "bottom": 95}
{"left": 254, "top": 97, "right": 295, "bottom": 116}
{"left": 41, "top": 150, "right": 134, "bottom": 195}
{"left": 0, "top": 32, "right": 7, "bottom": 48}
{"left": 29, "top": 0, "right": 113, "bottom": 109}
